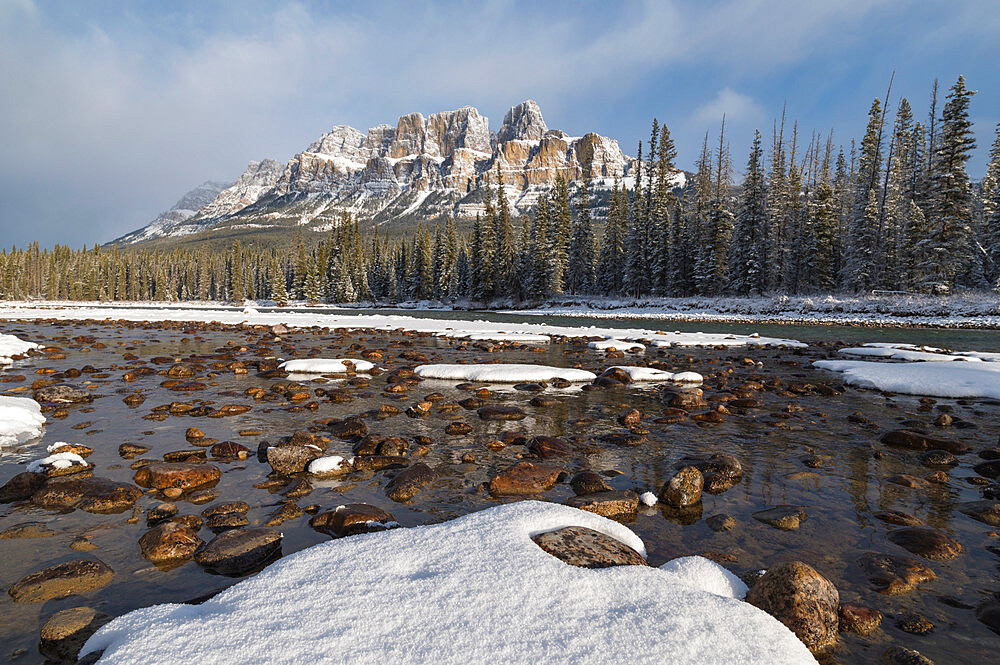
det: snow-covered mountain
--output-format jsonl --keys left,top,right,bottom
{"left": 115, "top": 100, "right": 644, "bottom": 245}
{"left": 115, "top": 180, "right": 230, "bottom": 244}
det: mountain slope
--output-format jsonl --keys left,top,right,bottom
{"left": 114, "top": 180, "right": 230, "bottom": 244}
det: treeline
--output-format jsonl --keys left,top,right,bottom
{"left": 2, "top": 75, "right": 998, "bottom": 304}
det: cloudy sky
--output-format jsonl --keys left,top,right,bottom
{"left": 1, "top": 0, "right": 997, "bottom": 247}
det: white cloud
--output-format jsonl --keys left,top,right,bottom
{"left": 691, "top": 88, "right": 766, "bottom": 129}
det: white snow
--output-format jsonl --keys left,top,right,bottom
{"left": 815, "top": 359, "right": 1000, "bottom": 399}
{"left": 307, "top": 456, "right": 351, "bottom": 475}
{"left": 0, "top": 333, "right": 40, "bottom": 364}
{"left": 646, "top": 331, "right": 806, "bottom": 348}
{"left": 588, "top": 339, "right": 645, "bottom": 351}
{"left": 279, "top": 359, "right": 376, "bottom": 374}
{"left": 658, "top": 556, "right": 749, "bottom": 600}
{"left": 0, "top": 396, "right": 46, "bottom": 447}
{"left": 639, "top": 491, "right": 658, "bottom": 506}
{"left": 414, "top": 363, "right": 597, "bottom": 383}
{"left": 81, "top": 501, "right": 815, "bottom": 665}
{"left": 608, "top": 366, "right": 704, "bottom": 383}
{"left": 0, "top": 304, "right": 807, "bottom": 350}
{"left": 441, "top": 330, "right": 551, "bottom": 343}
{"left": 26, "top": 451, "right": 89, "bottom": 473}
{"left": 838, "top": 344, "right": 982, "bottom": 362}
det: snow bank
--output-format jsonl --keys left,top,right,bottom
{"left": 0, "top": 396, "right": 46, "bottom": 446}
{"left": 278, "top": 358, "right": 376, "bottom": 374}
{"left": 82, "top": 501, "right": 816, "bottom": 665}
{"left": 0, "top": 333, "right": 40, "bottom": 364}
{"left": 815, "top": 359, "right": 1000, "bottom": 399}
{"left": 839, "top": 344, "right": 983, "bottom": 362}
{"left": 647, "top": 331, "right": 806, "bottom": 348}
{"left": 441, "top": 330, "right": 551, "bottom": 343}
{"left": 608, "top": 366, "right": 703, "bottom": 383}
{"left": 588, "top": 339, "right": 645, "bottom": 351}
{"left": 498, "top": 292, "right": 1000, "bottom": 328}
{"left": 414, "top": 363, "right": 597, "bottom": 383}
{"left": 0, "top": 304, "right": 806, "bottom": 349}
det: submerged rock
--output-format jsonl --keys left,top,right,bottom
{"left": 857, "top": 551, "right": 936, "bottom": 595}
{"left": 659, "top": 466, "right": 703, "bottom": 507}
{"left": 8, "top": 559, "right": 113, "bottom": 603}
{"left": 139, "top": 522, "right": 202, "bottom": 563}
{"left": 488, "top": 462, "right": 565, "bottom": 496}
{"left": 31, "top": 477, "right": 142, "bottom": 514}
{"left": 564, "top": 490, "right": 639, "bottom": 518}
{"left": 752, "top": 505, "right": 807, "bottom": 531}
{"left": 887, "top": 527, "right": 962, "bottom": 561}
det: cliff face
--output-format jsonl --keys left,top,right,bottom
{"left": 117, "top": 100, "right": 644, "bottom": 244}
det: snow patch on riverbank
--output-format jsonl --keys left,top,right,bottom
{"left": 0, "top": 396, "right": 46, "bottom": 447}
{"left": 81, "top": 501, "right": 816, "bottom": 665}
{"left": 815, "top": 357, "right": 1000, "bottom": 399}
{"left": 414, "top": 363, "right": 597, "bottom": 383}
{"left": 497, "top": 292, "right": 1000, "bottom": 328}
{"left": 0, "top": 333, "right": 40, "bottom": 364}
{"left": 609, "top": 366, "right": 703, "bottom": 383}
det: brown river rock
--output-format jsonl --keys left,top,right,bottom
{"left": 39, "top": 607, "right": 112, "bottom": 662}
{"left": 8, "top": 559, "right": 114, "bottom": 603}
{"left": 745, "top": 561, "right": 840, "bottom": 654}
{"left": 888, "top": 527, "right": 963, "bottom": 561}
{"left": 30, "top": 477, "right": 143, "bottom": 513}
{"left": 133, "top": 462, "right": 222, "bottom": 491}
{"left": 531, "top": 526, "right": 647, "bottom": 568}
{"left": 139, "top": 522, "right": 203, "bottom": 563}
{"left": 488, "top": 462, "right": 565, "bottom": 496}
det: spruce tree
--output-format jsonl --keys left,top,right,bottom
{"left": 566, "top": 178, "right": 596, "bottom": 294}
{"left": 270, "top": 258, "right": 289, "bottom": 306}
{"left": 729, "top": 130, "right": 768, "bottom": 295}
{"left": 924, "top": 75, "right": 977, "bottom": 291}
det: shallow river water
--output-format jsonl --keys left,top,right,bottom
{"left": 0, "top": 314, "right": 998, "bottom": 664}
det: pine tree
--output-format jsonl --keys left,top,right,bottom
{"left": 270, "top": 258, "right": 289, "bottom": 306}
{"left": 566, "top": 179, "right": 597, "bottom": 293}
{"left": 980, "top": 124, "right": 1000, "bottom": 285}
{"left": 597, "top": 179, "right": 626, "bottom": 295}
{"left": 528, "top": 194, "right": 552, "bottom": 300}
{"left": 494, "top": 167, "right": 518, "bottom": 295}
{"left": 923, "top": 75, "right": 977, "bottom": 291}
{"left": 729, "top": 130, "right": 768, "bottom": 295}
{"left": 549, "top": 175, "right": 571, "bottom": 294}
{"left": 843, "top": 99, "right": 884, "bottom": 292}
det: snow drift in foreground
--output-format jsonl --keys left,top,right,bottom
{"left": 414, "top": 363, "right": 597, "bottom": 383}
{"left": 816, "top": 344, "right": 1000, "bottom": 399}
{"left": 278, "top": 358, "right": 375, "bottom": 374}
{"left": 0, "top": 303, "right": 805, "bottom": 349}
{"left": 82, "top": 502, "right": 816, "bottom": 665}
{"left": 0, "top": 333, "right": 40, "bottom": 364}
{"left": 0, "top": 396, "right": 46, "bottom": 446}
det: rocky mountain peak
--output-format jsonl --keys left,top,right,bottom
{"left": 498, "top": 100, "right": 547, "bottom": 143}
{"left": 118, "top": 100, "right": 645, "bottom": 245}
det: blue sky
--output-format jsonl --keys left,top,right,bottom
{"left": 1, "top": 0, "right": 998, "bottom": 248}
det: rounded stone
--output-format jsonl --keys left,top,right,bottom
{"left": 531, "top": 526, "right": 647, "bottom": 569}
{"left": 139, "top": 522, "right": 202, "bottom": 563}
{"left": 745, "top": 561, "right": 839, "bottom": 654}
{"left": 887, "top": 527, "right": 963, "bottom": 561}
{"left": 39, "top": 607, "right": 112, "bottom": 662}
{"left": 659, "top": 466, "right": 703, "bottom": 508}
{"left": 8, "top": 559, "right": 114, "bottom": 603}
{"left": 194, "top": 528, "right": 282, "bottom": 575}
{"left": 133, "top": 463, "right": 221, "bottom": 491}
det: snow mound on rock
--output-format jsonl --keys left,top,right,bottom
{"left": 414, "top": 363, "right": 596, "bottom": 383}
{"left": 0, "top": 396, "right": 46, "bottom": 447}
{"left": 279, "top": 358, "right": 376, "bottom": 373}
{"left": 608, "top": 366, "right": 703, "bottom": 383}
{"left": 82, "top": 501, "right": 816, "bottom": 665}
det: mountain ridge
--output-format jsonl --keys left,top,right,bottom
{"left": 114, "top": 100, "right": 648, "bottom": 246}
